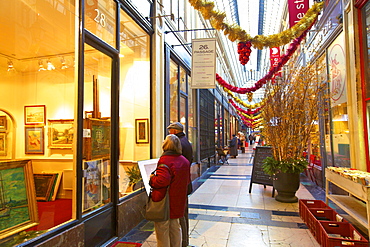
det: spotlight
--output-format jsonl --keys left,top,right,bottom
{"left": 7, "top": 60, "right": 15, "bottom": 72}
{"left": 47, "top": 59, "right": 55, "bottom": 70}
{"left": 60, "top": 57, "right": 68, "bottom": 69}
{"left": 38, "top": 60, "right": 46, "bottom": 71}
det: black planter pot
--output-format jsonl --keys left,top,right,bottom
{"left": 273, "top": 172, "right": 300, "bottom": 203}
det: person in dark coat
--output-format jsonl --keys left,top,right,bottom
{"left": 149, "top": 134, "right": 190, "bottom": 247}
{"left": 167, "top": 122, "right": 193, "bottom": 247}
{"left": 248, "top": 134, "right": 254, "bottom": 145}
{"left": 229, "top": 134, "right": 238, "bottom": 158}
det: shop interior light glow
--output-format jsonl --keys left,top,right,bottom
{"left": 61, "top": 57, "right": 68, "bottom": 69}
{"left": 47, "top": 59, "right": 55, "bottom": 70}
{"left": 38, "top": 60, "right": 46, "bottom": 71}
{"left": 7, "top": 60, "right": 15, "bottom": 72}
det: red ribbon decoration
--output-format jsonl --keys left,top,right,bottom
{"left": 217, "top": 27, "right": 311, "bottom": 94}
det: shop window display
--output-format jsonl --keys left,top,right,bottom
{"left": 118, "top": 9, "right": 150, "bottom": 198}
{"left": 82, "top": 44, "right": 112, "bottom": 212}
{"left": 328, "top": 32, "right": 351, "bottom": 168}
{"left": 0, "top": 0, "right": 76, "bottom": 244}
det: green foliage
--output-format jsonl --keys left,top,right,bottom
{"left": 262, "top": 156, "right": 308, "bottom": 176}
{"left": 126, "top": 164, "right": 142, "bottom": 185}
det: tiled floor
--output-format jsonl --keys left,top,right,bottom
{"left": 119, "top": 145, "right": 368, "bottom": 246}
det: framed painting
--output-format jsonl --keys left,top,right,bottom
{"left": 33, "top": 173, "right": 58, "bottom": 201}
{"left": 0, "top": 116, "right": 7, "bottom": 131}
{"left": 0, "top": 159, "right": 39, "bottom": 239}
{"left": 83, "top": 118, "right": 110, "bottom": 160}
{"left": 25, "top": 126, "right": 44, "bottom": 154}
{"left": 83, "top": 159, "right": 103, "bottom": 212}
{"left": 135, "top": 119, "right": 149, "bottom": 143}
{"left": 0, "top": 133, "right": 6, "bottom": 156}
{"left": 48, "top": 119, "right": 74, "bottom": 149}
{"left": 24, "top": 105, "right": 46, "bottom": 125}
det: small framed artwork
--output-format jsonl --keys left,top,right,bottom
{"left": 25, "top": 126, "right": 44, "bottom": 154}
{"left": 0, "top": 116, "right": 7, "bottom": 131}
{"left": 33, "top": 173, "right": 58, "bottom": 201}
{"left": 24, "top": 105, "right": 46, "bottom": 125}
{"left": 135, "top": 119, "right": 149, "bottom": 143}
{"left": 0, "top": 133, "right": 6, "bottom": 156}
{"left": 48, "top": 119, "right": 74, "bottom": 149}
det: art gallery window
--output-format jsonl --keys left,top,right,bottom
{"left": 82, "top": 44, "right": 112, "bottom": 213}
{"left": 118, "top": 8, "right": 150, "bottom": 198}
{"left": 0, "top": 0, "right": 77, "bottom": 242}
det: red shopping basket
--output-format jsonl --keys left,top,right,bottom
{"left": 318, "top": 222, "right": 368, "bottom": 247}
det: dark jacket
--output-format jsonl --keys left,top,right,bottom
{"left": 175, "top": 132, "right": 193, "bottom": 194}
{"left": 175, "top": 132, "right": 193, "bottom": 164}
{"left": 149, "top": 151, "right": 190, "bottom": 219}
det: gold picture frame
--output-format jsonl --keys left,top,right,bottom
{"left": 0, "top": 116, "right": 7, "bottom": 131}
{"left": 0, "top": 160, "right": 39, "bottom": 239}
{"left": 48, "top": 119, "right": 74, "bottom": 149}
{"left": 24, "top": 105, "right": 46, "bottom": 125}
{"left": 25, "top": 126, "right": 44, "bottom": 154}
{"left": 83, "top": 118, "right": 110, "bottom": 160}
{"left": 0, "top": 133, "right": 6, "bottom": 156}
{"left": 135, "top": 119, "right": 149, "bottom": 144}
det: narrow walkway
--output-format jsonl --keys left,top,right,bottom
{"left": 119, "top": 145, "right": 365, "bottom": 246}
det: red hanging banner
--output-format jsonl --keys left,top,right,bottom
{"left": 270, "top": 47, "right": 282, "bottom": 78}
{"left": 288, "top": 0, "right": 309, "bottom": 27}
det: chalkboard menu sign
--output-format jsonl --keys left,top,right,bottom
{"left": 249, "top": 146, "right": 274, "bottom": 196}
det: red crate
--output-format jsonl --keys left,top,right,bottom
{"left": 318, "top": 222, "right": 369, "bottom": 247}
{"left": 299, "top": 199, "right": 330, "bottom": 224}
{"left": 307, "top": 208, "right": 348, "bottom": 243}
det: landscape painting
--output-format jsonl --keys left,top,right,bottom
{"left": 0, "top": 160, "right": 38, "bottom": 239}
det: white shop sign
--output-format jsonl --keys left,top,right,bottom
{"left": 191, "top": 38, "right": 216, "bottom": 89}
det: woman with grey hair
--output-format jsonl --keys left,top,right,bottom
{"left": 149, "top": 134, "right": 190, "bottom": 247}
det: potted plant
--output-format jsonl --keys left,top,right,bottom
{"left": 126, "top": 164, "right": 143, "bottom": 191}
{"left": 261, "top": 62, "right": 327, "bottom": 203}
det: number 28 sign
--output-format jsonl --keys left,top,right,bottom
{"left": 85, "top": 0, "right": 115, "bottom": 37}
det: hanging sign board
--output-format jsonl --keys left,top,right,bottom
{"left": 288, "top": 0, "right": 309, "bottom": 27}
{"left": 249, "top": 146, "right": 274, "bottom": 196}
{"left": 270, "top": 47, "right": 282, "bottom": 78}
{"left": 191, "top": 38, "right": 216, "bottom": 89}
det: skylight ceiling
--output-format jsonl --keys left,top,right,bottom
{"left": 213, "top": 0, "right": 285, "bottom": 102}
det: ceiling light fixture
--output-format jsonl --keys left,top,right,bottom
{"left": 38, "top": 60, "right": 46, "bottom": 71}
{"left": 60, "top": 57, "right": 68, "bottom": 69}
{"left": 7, "top": 60, "right": 15, "bottom": 72}
{"left": 47, "top": 59, "right": 55, "bottom": 70}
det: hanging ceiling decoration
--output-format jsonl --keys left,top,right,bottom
{"left": 216, "top": 25, "right": 312, "bottom": 93}
{"left": 188, "top": 0, "right": 324, "bottom": 49}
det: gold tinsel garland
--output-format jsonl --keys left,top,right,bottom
{"left": 188, "top": 0, "right": 324, "bottom": 49}
{"left": 222, "top": 86, "right": 268, "bottom": 108}
{"left": 240, "top": 111, "right": 261, "bottom": 120}
{"left": 223, "top": 87, "right": 263, "bottom": 107}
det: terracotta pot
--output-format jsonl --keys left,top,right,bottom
{"left": 273, "top": 172, "right": 300, "bottom": 203}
